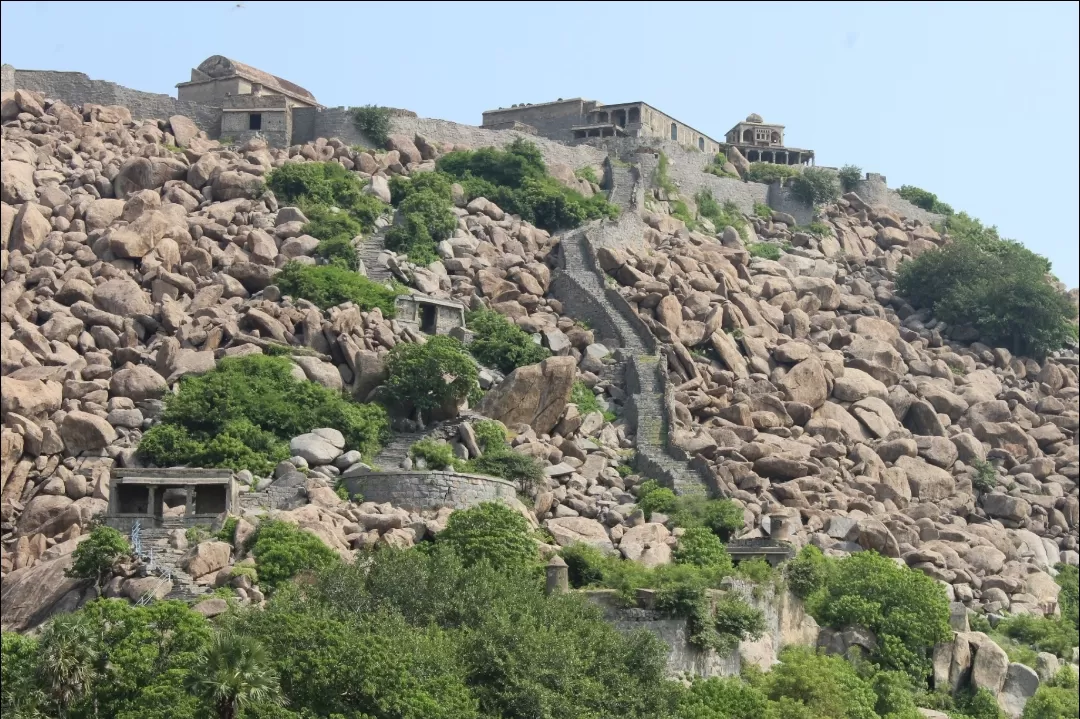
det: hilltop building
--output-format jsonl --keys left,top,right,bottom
{"left": 724, "top": 113, "right": 814, "bottom": 166}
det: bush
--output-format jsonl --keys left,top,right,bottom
{"left": 575, "top": 165, "right": 599, "bottom": 184}
{"left": 385, "top": 172, "right": 458, "bottom": 265}
{"left": 560, "top": 542, "right": 610, "bottom": 588}
{"left": 138, "top": 355, "right": 389, "bottom": 474}
{"left": 762, "top": 647, "right": 880, "bottom": 719}
{"left": 896, "top": 222, "right": 1075, "bottom": 357}
{"left": 996, "top": 613, "right": 1078, "bottom": 661}
{"left": 695, "top": 190, "right": 748, "bottom": 239}
{"left": 673, "top": 528, "right": 733, "bottom": 572}
{"left": 637, "top": 479, "right": 678, "bottom": 518}
{"left": 789, "top": 167, "right": 840, "bottom": 206}
{"left": 808, "top": 551, "right": 951, "bottom": 679}
{"left": 570, "top": 379, "right": 603, "bottom": 415}
{"left": 1023, "top": 667, "right": 1079, "bottom": 719}
{"left": 971, "top": 459, "right": 997, "bottom": 493}
{"left": 669, "top": 496, "right": 745, "bottom": 541}
{"left": 384, "top": 335, "right": 479, "bottom": 417}
{"left": 275, "top": 261, "right": 400, "bottom": 315}
{"left": 67, "top": 525, "right": 129, "bottom": 586}
{"left": 745, "top": 163, "right": 801, "bottom": 184}
{"left": 465, "top": 308, "right": 550, "bottom": 373}
{"left": 217, "top": 517, "right": 239, "bottom": 544}
{"left": 436, "top": 502, "right": 538, "bottom": 572}
{"left": 1057, "top": 563, "right": 1079, "bottom": 630}
{"left": 753, "top": 202, "right": 773, "bottom": 218}
{"left": 246, "top": 519, "right": 339, "bottom": 592}
{"left": 838, "top": 164, "right": 862, "bottom": 192}
{"left": 468, "top": 451, "right": 544, "bottom": 495}
{"left": 785, "top": 545, "right": 830, "bottom": 599}
{"left": 703, "top": 154, "right": 740, "bottom": 179}
{"left": 302, "top": 205, "right": 363, "bottom": 269}
{"left": 267, "top": 161, "right": 384, "bottom": 229}
{"left": 437, "top": 138, "right": 617, "bottom": 231}
{"left": 747, "top": 242, "right": 782, "bottom": 261}
{"left": 349, "top": 105, "right": 392, "bottom": 147}
{"left": 898, "top": 185, "right": 938, "bottom": 211}
{"left": 409, "top": 438, "right": 455, "bottom": 469}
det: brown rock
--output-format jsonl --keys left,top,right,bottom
{"left": 181, "top": 541, "right": 233, "bottom": 579}
{"left": 478, "top": 356, "right": 577, "bottom": 434}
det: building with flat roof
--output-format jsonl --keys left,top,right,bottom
{"left": 724, "top": 113, "right": 814, "bottom": 166}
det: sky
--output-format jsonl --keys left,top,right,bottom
{"left": 2, "top": 1, "right": 1078, "bottom": 286}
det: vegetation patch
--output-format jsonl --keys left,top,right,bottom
{"left": 384, "top": 335, "right": 480, "bottom": 418}
{"left": 838, "top": 164, "right": 863, "bottom": 192}
{"left": 747, "top": 242, "right": 784, "bottom": 261}
{"left": 245, "top": 519, "right": 339, "bottom": 592}
{"left": 385, "top": 170, "right": 458, "bottom": 265}
{"left": 349, "top": 104, "right": 393, "bottom": 147}
{"left": 898, "top": 184, "right": 954, "bottom": 215}
{"left": 138, "top": 355, "right": 389, "bottom": 474}
{"left": 465, "top": 308, "right": 550, "bottom": 373}
{"left": 438, "top": 138, "right": 617, "bottom": 231}
{"left": 695, "top": 190, "right": 749, "bottom": 240}
{"left": 66, "top": 525, "right": 129, "bottom": 588}
{"left": 744, "top": 163, "right": 801, "bottom": 184}
{"left": 789, "top": 166, "right": 841, "bottom": 206}
{"left": 267, "top": 161, "right": 385, "bottom": 230}
{"left": 275, "top": 261, "right": 401, "bottom": 315}
{"left": 897, "top": 212, "right": 1076, "bottom": 356}
{"left": 703, "top": 153, "right": 739, "bottom": 179}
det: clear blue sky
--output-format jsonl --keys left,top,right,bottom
{"left": 3, "top": 1, "right": 1077, "bottom": 285}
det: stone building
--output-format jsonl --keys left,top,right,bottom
{"left": 724, "top": 113, "right": 814, "bottom": 165}
{"left": 106, "top": 468, "right": 237, "bottom": 532}
{"left": 394, "top": 294, "right": 466, "bottom": 336}
{"left": 481, "top": 98, "right": 722, "bottom": 153}
{"left": 176, "top": 55, "right": 321, "bottom": 148}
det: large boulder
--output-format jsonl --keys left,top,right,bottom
{"left": 1, "top": 378, "right": 62, "bottom": 419}
{"left": 545, "top": 517, "right": 614, "bottom": 553}
{"left": 180, "top": 541, "right": 232, "bottom": 579}
{"left": 1, "top": 159, "right": 37, "bottom": 203}
{"left": 60, "top": 411, "right": 118, "bottom": 454}
{"left": 0, "top": 553, "right": 85, "bottom": 631}
{"left": 290, "top": 430, "right": 345, "bottom": 466}
{"left": 93, "top": 277, "right": 153, "bottom": 316}
{"left": 896, "top": 455, "right": 954, "bottom": 501}
{"left": 110, "top": 366, "right": 168, "bottom": 402}
{"left": 619, "top": 523, "right": 672, "bottom": 567}
{"left": 780, "top": 357, "right": 829, "bottom": 409}
{"left": 114, "top": 156, "right": 187, "bottom": 199}
{"left": 478, "top": 356, "right": 577, "bottom": 434}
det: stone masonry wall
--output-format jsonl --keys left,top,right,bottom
{"left": 480, "top": 98, "right": 589, "bottom": 139}
{"left": 855, "top": 173, "right": 945, "bottom": 226}
{"left": 340, "top": 470, "right": 516, "bottom": 511}
{"left": 2, "top": 67, "right": 221, "bottom": 134}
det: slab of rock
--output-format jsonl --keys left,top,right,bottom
{"left": 61, "top": 411, "right": 118, "bottom": 454}
{"left": 780, "top": 357, "right": 828, "bottom": 408}
{"left": 290, "top": 432, "right": 342, "bottom": 465}
{"left": 479, "top": 356, "right": 577, "bottom": 434}
{"left": 181, "top": 541, "right": 232, "bottom": 579}
{"left": 896, "top": 455, "right": 954, "bottom": 501}
{"left": 110, "top": 366, "right": 167, "bottom": 402}
{"left": 619, "top": 523, "right": 671, "bottom": 566}
{"left": 123, "top": 576, "right": 173, "bottom": 602}
{"left": 545, "top": 516, "right": 614, "bottom": 552}
{"left": 0, "top": 553, "right": 85, "bottom": 631}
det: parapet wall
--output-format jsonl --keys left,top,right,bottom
{"left": 2, "top": 66, "right": 221, "bottom": 134}
{"left": 341, "top": 470, "right": 517, "bottom": 511}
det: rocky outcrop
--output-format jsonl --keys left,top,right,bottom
{"left": 478, "top": 356, "right": 577, "bottom": 434}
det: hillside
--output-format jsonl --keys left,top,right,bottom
{"left": 0, "top": 85, "right": 1077, "bottom": 719}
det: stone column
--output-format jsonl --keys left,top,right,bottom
{"left": 148, "top": 486, "right": 158, "bottom": 517}
{"left": 545, "top": 556, "right": 569, "bottom": 596}
{"left": 185, "top": 486, "right": 195, "bottom": 517}
{"left": 769, "top": 513, "right": 792, "bottom": 542}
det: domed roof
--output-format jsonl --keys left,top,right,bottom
{"left": 746, "top": 113, "right": 763, "bottom": 123}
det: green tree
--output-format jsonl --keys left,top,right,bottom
{"left": 763, "top": 647, "right": 879, "bottom": 719}
{"left": 67, "top": 525, "right": 129, "bottom": 589}
{"left": 465, "top": 309, "right": 550, "bottom": 373}
{"left": 838, "top": 165, "right": 863, "bottom": 192}
{"left": 790, "top": 167, "right": 840, "bottom": 206}
{"left": 785, "top": 545, "right": 831, "bottom": 599}
{"left": 189, "top": 632, "right": 285, "bottom": 719}
{"left": 384, "top": 336, "right": 479, "bottom": 417}
{"left": 436, "top": 502, "right": 538, "bottom": 572}
{"left": 275, "top": 261, "right": 401, "bottom": 314}
{"left": 350, "top": 105, "right": 393, "bottom": 147}
{"left": 1, "top": 632, "right": 45, "bottom": 718}
{"left": 673, "top": 527, "right": 734, "bottom": 572}
{"left": 808, "top": 551, "right": 951, "bottom": 679}
{"left": 36, "top": 613, "right": 99, "bottom": 718}
{"left": 246, "top": 520, "right": 339, "bottom": 592}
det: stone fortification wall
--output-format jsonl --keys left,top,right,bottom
{"left": 854, "top": 173, "right": 945, "bottom": 225}
{"left": 585, "top": 579, "right": 818, "bottom": 679}
{"left": 340, "top": 470, "right": 516, "bottom": 511}
{"left": 2, "top": 66, "right": 221, "bottom": 134}
{"left": 480, "top": 98, "right": 589, "bottom": 139}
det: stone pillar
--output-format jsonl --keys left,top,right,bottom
{"left": 185, "top": 486, "right": 195, "bottom": 516}
{"left": 545, "top": 556, "right": 569, "bottom": 596}
{"left": 769, "top": 513, "right": 792, "bottom": 542}
{"left": 148, "top": 486, "right": 158, "bottom": 518}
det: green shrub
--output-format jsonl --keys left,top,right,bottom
{"left": 673, "top": 528, "right": 733, "bottom": 572}
{"left": 669, "top": 496, "right": 745, "bottom": 541}
{"left": 467, "top": 451, "right": 544, "bottom": 495}
{"left": 790, "top": 166, "right": 840, "bottom": 206}
{"left": 785, "top": 545, "right": 830, "bottom": 599}
{"left": 302, "top": 205, "right": 365, "bottom": 269}
{"left": 465, "top": 308, "right": 550, "bottom": 373}
{"left": 637, "top": 479, "right": 678, "bottom": 518}
{"left": 838, "top": 164, "right": 862, "bottom": 192}
{"left": 267, "top": 161, "right": 384, "bottom": 229}
{"left": 745, "top": 163, "right": 801, "bottom": 184}
{"left": 747, "top": 242, "right": 782, "bottom": 261}
{"left": 349, "top": 105, "right": 393, "bottom": 148}
{"left": 384, "top": 335, "right": 479, "bottom": 417}
{"left": 1023, "top": 667, "right": 1079, "bottom": 719}
{"left": 217, "top": 517, "right": 239, "bottom": 544}
{"left": 138, "top": 355, "right": 389, "bottom": 474}
{"left": 67, "top": 525, "right": 128, "bottom": 586}
{"left": 735, "top": 558, "right": 776, "bottom": 585}
{"left": 711, "top": 596, "right": 768, "bottom": 654}
{"left": 671, "top": 199, "right": 695, "bottom": 228}
{"left": 896, "top": 221, "right": 1075, "bottom": 357}
{"left": 409, "top": 438, "right": 456, "bottom": 469}
{"left": 955, "top": 687, "right": 1006, "bottom": 719}
{"left": 1057, "top": 563, "right": 1079, "bottom": 630}
{"left": 996, "top": 613, "right": 1078, "bottom": 660}
{"left": 471, "top": 419, "right": 509, "bottom": 452}
{"left": 898, "top": 185, "right": 938, "bottom": 211}
{"left": 575, "top": 165, "right": 599, "bottom": 184}
{"left": 753, "top": 202, "right": 773, "bottom": 218}
{"left": 800, "top": 221, "right": 831, "bottom": 237}
{"left": 275, "top": 261, "right": 400, "bottom": 315}
{"left": 438, "top": 138, "right": 616, "bottom": 231}
{"left": 570, "top": 379, "right": 603, "bottom": 415}
{"left": 971, "top": 459, "right": 997, "bottom": 493}
{"left": 695, "top": 190, "right": 748, "bottom": 239}
{"left": 703, "top": 154, "right": 740, "bottom": 179}
{"left": 436, "top": 502, "right": 538, "bottom": 571}
{"left": 246, "top": 519, "right": 339, "bottom": 592}
{"left": 808, "top": 551, "right": 951, "bottom": 679}
{"left": 385, "top": 172, "right": 458, "bottom": 265}
{"left": 560, "top": 542, "right": 611, "bottom": 588}
{"left": 762, "top": 647, "right": 880, "bottom": 719}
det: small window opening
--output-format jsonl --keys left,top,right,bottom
{"left": 249, "top": 113, "right": 262, "bottom": 130}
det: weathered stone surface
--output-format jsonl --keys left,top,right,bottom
{"left": 110, "top": 366, "right": 168, "bottom": 402}
{"left": 0, "top": 553, "right": 85, "bottom": 631}
{"left": 181, "top": 541, "right": 232, "bottom": 579}
{"left": 619, "top": 523, "right": 671, "bottom": 567}
{"left": 546, "top": 516, "right": 614, "bottom": 552}
{"left": 290, "top": 433, "right": 342, "bottom": 465}
{"left": 479, "top": 356, "right": 577, "bottom": 434}
{"left": 60, "top": 411, "right": 118, "bottom": 454}
{"left": 897, "top": 455, "right": 954, "bottom": 501}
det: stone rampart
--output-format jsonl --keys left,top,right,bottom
{"left": 340, "top": 470, "right": 516, "bottom": 511}
{"left": 2, "top": 66, "right": 221, "bottom": 134}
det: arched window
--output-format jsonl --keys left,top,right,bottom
{"left": 742, "top": 128, "right": 754, "bottom": 143}
{"left": 698, "top": 137, "right": 705, "bottom": 151}
{"left": 670, "top": 122, "right": 678, "bottom": 141}
{"left": 770, "top": 131, "right": 780, "bottom": 144}
{"left": 628, "top": 107, "right": 640, "bottom": 123}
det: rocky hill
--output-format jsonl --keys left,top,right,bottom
{"left": 1, "top": 86, "right": 1077, "bottom": 718}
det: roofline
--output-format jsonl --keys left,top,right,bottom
{"left": 483, "top": 97, "right": 590, "bottom": 116}
{"left": 726, "top": 122, "right": 786, "bottom": 135}
{"left": 621, "top": 100, "right": 724, "bottom": 146}
{"left": 176, "top": 76, "right": 323, "bottom": 108}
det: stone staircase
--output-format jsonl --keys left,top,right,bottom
{"left": 553, "top": 199, "right": 709, "bottom": 496}
{"left": 371, "top": 430, "right": 426, "bottom": 470}
{"left": 607, "top": 163, "right": 636, "bottom": 210}
{"left": 358, "top": 228, "right": 392, "bottom": 283}
{"left": 136, "top": 521, "right": 211, "bottom": 603}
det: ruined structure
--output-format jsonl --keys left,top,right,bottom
{"left": 482, "top": 98, "right": 723, "bottom": 153}
{"left": 724, "top": 113, "right": 815, "bottom": 165}
{"left": 394, "top": 294, "right": 467, "bottom": 336}
{"left": 106, "top": 468, "right": 237, "bottom": 532}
